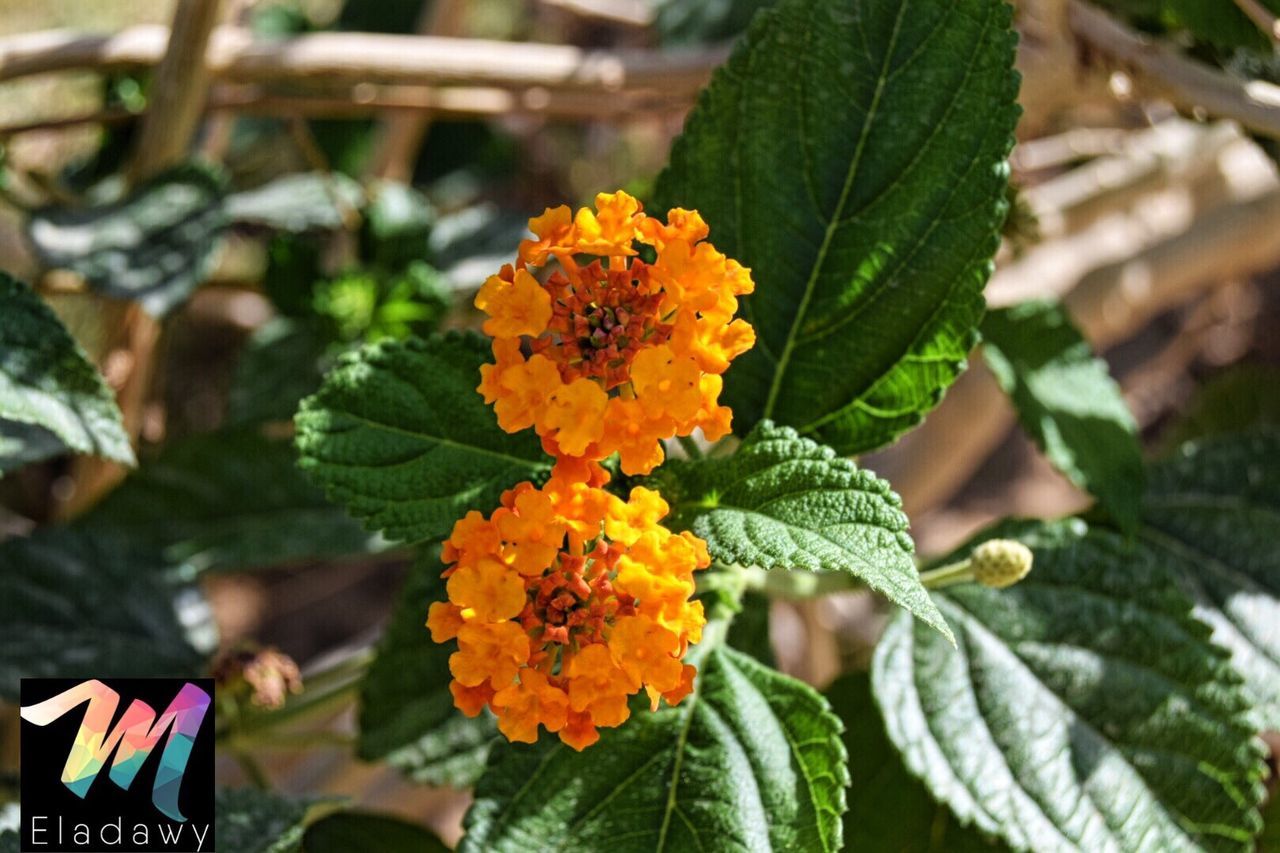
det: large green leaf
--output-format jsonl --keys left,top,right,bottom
{"left": 1142, "top": 431, "right": 1280, "bottom": 730}
{"left": 303, "top": 812, "right": 449, "bottom": 853}
{"left": 828, "top": 672, "right": 1002, "bottom": 852}
{"left": 80, "top": 429, "right": 379, "bottom": 573}
{"left": 461, "top": 631, "right": 847, "bottom": 852}
{"left": 873, "top": 519, "right": 1266, "bottom": 852}
{"left": 295, "top": 332, "right": 549, "bottom": 545}
{"left": 0, "top": 528, "right": 212, "bottom": 699}
{"left": 653, "top": 0, "right": 1020, "bottom": 454}
{"left": 26, "top": 165, "right": 227, "bottom": 316}
{"left": 0, "top": 274, "right": 133, "bottom": 473}
{"left": 981, "top": 300, "right": 1144, "bottom": 531}
{"left": 359, "top": 551, "right": 496, "bottom": 787}
{"left": 651, "top": 421, "right": 950, "bottom": 642}
{"left": 215, "top": 788, "right": 313, "bottom": 853}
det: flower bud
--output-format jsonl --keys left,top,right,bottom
{"left": 970, "top": 539, "right": 1033, "bottom": 589}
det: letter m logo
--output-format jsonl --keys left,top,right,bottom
{"left": 20, "top": 679, "right": 211, "bottom": 821}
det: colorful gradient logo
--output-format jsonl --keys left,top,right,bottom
{"left": 20, "top": 679, "right": 211, "bottom": 822}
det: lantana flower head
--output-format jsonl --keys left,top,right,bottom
{"left": 427, "top": 477, "right": 710, "bottom": 750}
{"left": 475, "top": 190, "right": 755, "bottom": 477}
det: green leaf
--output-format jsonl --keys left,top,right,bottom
{"left": 461, "top": 632, "right": 847, "bottom": 852}
{"left": 1160, "top": 365, "right": 1280, "bottom": 450}
{"left": 79, "top": 429, "right": 380, "bottom": 573}
{"left": 1260, "top": 789, "right": 1280, "bottom": 851}
{"left": 652, "top": 0, "right": 1020, "bottom": 455}
{"left": 228, "top": 317, "right": 332, "bottom": 427}
{"left": 303, "top": 812, "right": 450, "bottom": 853}
{"left": 0, "top": 273, "right": 133, "bottom": 473}
{"left": 224, "top": 172, "right": 363, "bottom": 233}
{"left": 215, "top": 788, "right": 313, "bottom": 853}
{"left": 1142, "top": 430, "right": 1280, "bottom": 730}
{"left": 1092, "top": 0, "right": 1274, "bottom": 52}
{"left": 653, "top": 0, "right": 777, "bottom": 46}
{"left": 828, "top": 672, "right": 1003, "bottom": 852}
{"left": 26, "top": 164, "right": 227, "bottom": 316}
{"left": 360, "top": 551, "right": 496, "bottom": 787}
{"left": 363, "top": 182, "right": 435, "bottom": 270}
{"left": 650, "top": 421, "right": 950, "bottom": 642}
{"left": 0, "top": 528, "right": 212, "bottom": 699}
{"left": 295, "top": 332, "right": 549, "bottom": 545}
{"left": 981, "top": 299, "right": 1144, "bottom": 531}
{"left": 873, "top": 519, "right": 1267, "bottom": 853}
{"left": 727, "top": 590, "right": 775, "bottom": 666}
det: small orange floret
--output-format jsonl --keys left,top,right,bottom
{"left": 430, "top": 478, "right": 709, "bottom": 749}
{"left": 473, "top": 190, "right": 755, "bottom": 477}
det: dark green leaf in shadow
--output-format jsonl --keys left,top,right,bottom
{"left": 0, "top": 528, "right": 212, "bottom": 700}
{"left": 80, "top": 429, "right": 379, "bottom": 573}
{"left": 303, "top": 812, "right": 449, "bottom": 853}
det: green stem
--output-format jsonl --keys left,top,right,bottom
{"left": 233, "top": 749, "right": 271, "bottom": 790}
{"left": 677, "top": 435, "right": 704, "bottom": 459}
{"left": 917, "top": 557, "right": 975, "bottom": 590}
{"left": 221, "top": 647, "right": 373, "bottom": 746}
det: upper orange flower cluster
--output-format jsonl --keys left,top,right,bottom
{"left": 475, "top": 190, "right": 755, "bottom": 477}
{"left": 428, "top": 478, "right": 709, "bottom": 750}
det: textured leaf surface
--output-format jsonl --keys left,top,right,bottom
{"left": 27, "top": 165, "right": 226, "bottom": 316}
{"left": 0, "top": 274, "right": 133, "bottom": 473}
{"left": 828, "top": 672, "right": 1002, "bottom": 852}
{"left": 461, "top": 637, "right": 847, "bottom": 852}
{"left": 81, "top": 429, "right": 379, "bottom": 572}
{"left": 296, "top": 333, "right": 548, "bottom": 544}
{"left": 1143, "top": 431, "right": 1280, "bottom": 730}
{"left": 653, "top": 0, "right": 1020, "bottom": 454}
{"left": 215, "top": 788, "right": 311, "bottom": 853}
{"left": 224, "top": 172, "right": 363, "bottom": 232}
{"left": 873, "top": 519, "right": 1266, "bottom": 853}
{"left": 652, "top": 421, "right": 949, "bottom": 641}
{"left": 303, "top": 812, "right": 449, "bottom": 853}
{"left": 359, "top": 551, "right": 495, "bottom": 787}
{"left": 0, "top": 529, "right": 210, "bottom": 699}
{"left": 981, "top": 300, "right": 1144, "bottom": 531}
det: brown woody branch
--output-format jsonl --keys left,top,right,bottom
{"left": 0, "top": 25, "right": 726, "bottom": 94}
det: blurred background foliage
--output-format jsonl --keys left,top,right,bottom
{"left": 0, "top": 0, "right": 1279, "bottom": 846}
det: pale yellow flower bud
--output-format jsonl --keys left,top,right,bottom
{"left": 970, "top": 539, "right": 1034, "bottom": 589}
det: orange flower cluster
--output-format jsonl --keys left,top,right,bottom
{"left": 475, "top": 190, "right": 755, "bottom": 476}
{"left": 427, "top": 478, "right": 709, "bottom": 750}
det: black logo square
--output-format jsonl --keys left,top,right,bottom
{"left": 19, "top": 678, "right": 215, "bottom": 853}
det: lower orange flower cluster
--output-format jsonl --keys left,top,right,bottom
{"left": 427, "top": 478, "right": 709, "bottom": 750}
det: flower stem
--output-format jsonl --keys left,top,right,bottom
{"left": 677, "top": 435, "right": 704, "bottom": 459}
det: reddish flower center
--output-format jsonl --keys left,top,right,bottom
{"left": 520, "top": 543, "right": 637, "bottom": 648}
{"left": 531, "top": 260, "right": 672, "bottom": 390}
